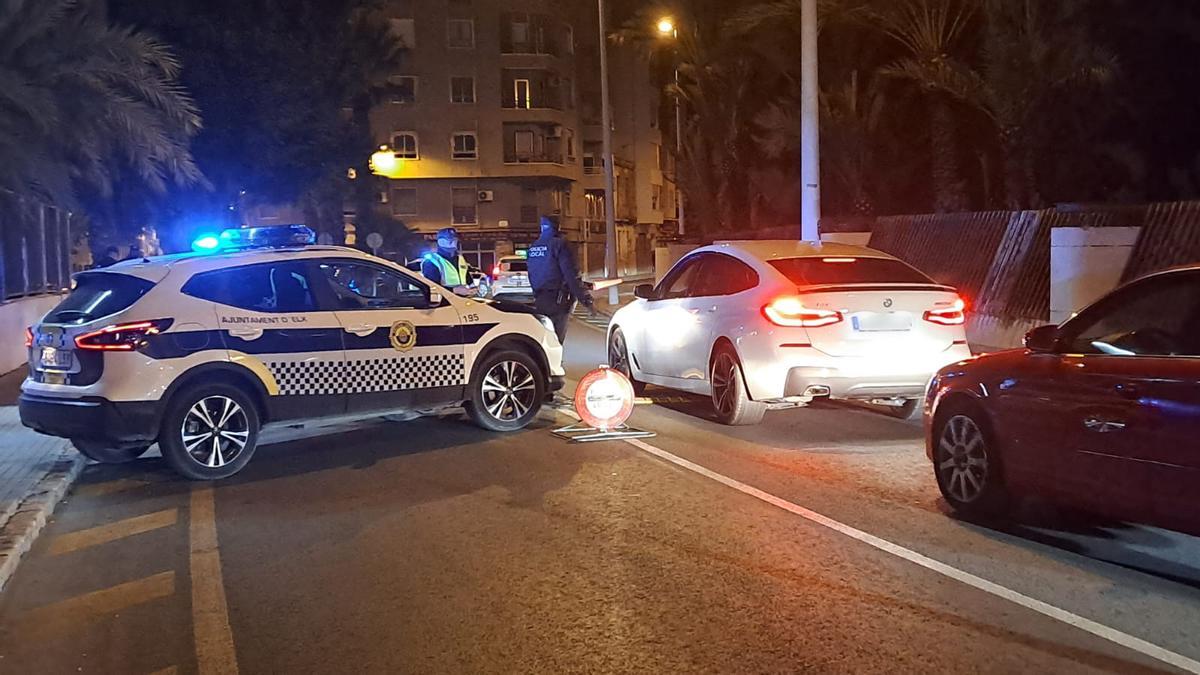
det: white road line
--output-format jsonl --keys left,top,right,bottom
{"left": 190, "top": 485, "right": 239, "bottom": 675}
{"left": 554, "top": 406, "right": 1200, "bottom": 673}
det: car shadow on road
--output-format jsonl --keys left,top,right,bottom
{"left": 941, "top": 500, "right": 1200, "bottom": 591}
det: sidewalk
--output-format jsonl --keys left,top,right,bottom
{"left": 0, "top": 369, "right": 82, "bottom": 591}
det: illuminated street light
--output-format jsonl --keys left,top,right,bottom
{"left": 656, "top": 17, "right": 675, "bottom": 36}
{"left": 369, "top": 145, "right": 400, "bottom": 177}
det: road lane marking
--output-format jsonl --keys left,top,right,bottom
{"left": 48, "top": 509, "right": 178, "bottom": 556}
{"left": 74, "top": 478, "right": 156, "bottom": 498}
{"left": 16, "top": 571, "right": 175, "bottom": 637}
{"left": 190, "top": 485, "right": 239, "bottom": 675}
{"left": 552, "top": 405, "right": 1200, "bottom": 674}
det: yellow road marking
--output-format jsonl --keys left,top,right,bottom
{"left": 16, "top": 572, "right": 175, "bottom": 637}
{"left": 190, "top": 485, "right": 239, "bottom": 675}
{"left": 73, "top": 478, "right": 155, "bottom": 498}
{"left": 48, "top": 509, "right": 178, "bottom": 556}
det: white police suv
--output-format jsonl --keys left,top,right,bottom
{"left": 20, "top": 226, "right": 565, "bottom": 480}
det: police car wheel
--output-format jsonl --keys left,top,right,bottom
{"left": 465, "top": 350, "right": 546, "bottom": 432}
{"left": 160, "top": 384, "right": 260, "bottom": 480}
{"left": 71, "top": 440, "right": 150, "bottom": 464}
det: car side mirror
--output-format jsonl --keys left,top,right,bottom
{"left": 1024, "top": 325, "right": 1061, "bottom": 353}
{"left": 634, "top": 284, "right": 655, "bottom": 300}
{"left": 427, "top": 290, "right": 443, "bottom": 307}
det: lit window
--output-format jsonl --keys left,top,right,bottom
{"left": 514, "top": 79, "right": 531, "bottom": 109}
{"left": 450, "top": 77, "right": 475, "bottom": 104}
{"left": 389, "top": 76, "right": 417, "bottom": 104}
{"left": 392, "top": 132, "right": 419, "bottom": 160}
{"left": 447, "top": 19, "right": 474, "bottom": 49}
{"left": 391, "top": 188, "right": 417, "bottom": 216}
{"left": 452, "top": 133, "right": 478, "bottom": 160}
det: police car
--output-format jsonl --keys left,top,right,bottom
{"left": 20, "top": 226, "right": 565, "bottom": 480}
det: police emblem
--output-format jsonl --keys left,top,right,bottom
{"left": 389, "top": 321, "right": 417, "bottom": 351}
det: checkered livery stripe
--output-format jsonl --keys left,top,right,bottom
{"left": 267, "top": 354, "right": 467, "bottom": 396}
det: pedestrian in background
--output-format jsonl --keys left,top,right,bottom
{"left": 527, "top": 216, "right": 593, "bottom": 343}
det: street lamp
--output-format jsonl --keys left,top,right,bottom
{"left": 656, "top": 16, "right": 685, "bottom": 238}
{"left": 598, "top": 0, "right": 619, "bottom": 304}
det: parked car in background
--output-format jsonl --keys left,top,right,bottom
{"left": 489, "top": 255, "right": 534, "bottom": 302}
{"left": 607, "top": 241, "right": 972, "bottom": 425}
{"left": 926, "top": 265, "right": 1200, "bottom": 535}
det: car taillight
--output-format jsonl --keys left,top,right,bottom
{"left": 24, "top": 327, "right": 33, "bottom": 348}
{"left": 492, "top": 265, "right": 502, "bottom": 276}
{"left": 924, "top": 298, "right": 966, "bottom": 326}
{"left": 74, "top": 319, "right": 173, "bottom": 351}
{"left": 763, "top": 297, "right": 844, "bottom": 328}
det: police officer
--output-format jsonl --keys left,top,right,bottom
{"left": 527, "top": 216, "right": 593, "bottom": 343}
{"left": 421, "top": 227, "right": 475, "bottom": 295}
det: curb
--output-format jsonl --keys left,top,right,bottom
{"left": 0, "top": 446, "right": 84, "bottom": 592}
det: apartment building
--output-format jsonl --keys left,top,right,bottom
{"left": 368, "top": 0, "right": 676, "bottom": 275}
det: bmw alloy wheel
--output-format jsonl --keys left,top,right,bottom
{"left": 936, "top": 415, "right": 990, "bottom": 503}
{"left": 711, "top": 352, "right": 739, "bottom": 417}
{"left": 480, "top": 360, "right": 538, "bottom": 423}
{"left": 181, "top": 395, "right": 250, "bottom": 468}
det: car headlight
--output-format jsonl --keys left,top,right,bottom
{"left": 536, "top": 314, "right": 555, "bottom": 334}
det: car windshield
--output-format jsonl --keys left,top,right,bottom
{"left": 769, "top": 257, "right": 934, "bottom": 286}
{"left": 44, "top": 272, "right": 156, "bottom": 325}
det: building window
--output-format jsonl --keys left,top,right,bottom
{"left": 452, "top": 188, "right": 477, "bottom": 224}
{"left": 452, "top": 132, "right": 478, "bottom": 160}
{"left": 388, "top": 76, "right": 417, "bottom": 104}
{"left": 390, "top": 18, "right": 416, "bottom": 48}
{"left": 391, "top": 188, "right": 417, "bottom": 216}
{"left": 514, "top": 79, "right": 531, "bottom": 109}
{"left": 447, "top": 19, "right": 474, "bottom": 49}
{"left": 450, "top": 76, "right": 475, "bottom": 104}
{"left": 510, "top": 17, "right": 529, "bottom": 47}
{"left": 520, "top": 187, "right": 539, "bottom": 224}
{"left": 564, "top": 24, "right": 574, "bottom": 54}
{"left": 654, "top": 143, "right": 662, "bottom": 170}
{"left": 565, "top": 129, "right": 576, "bottom": 162}
{"left": 514, "top": 130, "right": 535, "bottom": 157}
{"left": 392, "top": 132, "right": 418, "bottom": 159}
{"left": 553, "top": 189, "right": 570, "bottom": 216}
{"left": 651, "top": 184, "right": 663, "bottom": 211}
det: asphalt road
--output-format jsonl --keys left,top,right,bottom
{"left": 1, "top": 319, "right": 1198, "bottom": 674}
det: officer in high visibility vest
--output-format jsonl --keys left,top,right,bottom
{"left": 421, "top": 227, "right": 475, "bottom": 295}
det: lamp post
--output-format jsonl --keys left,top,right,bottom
{"left": 800, "top": 0, "right": 820, "bottom": 241}
{"left": 598, "top": 0, "right": 619, "bottom": 305}
{"left": 656, "top": 17, "right": 685, "bottom": 238}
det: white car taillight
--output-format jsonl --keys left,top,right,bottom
{"left": 762, "top": 297, "right": 844, "bottom": 328}
{"left": 923, "top": 298, "right": 967, "bottom": 326}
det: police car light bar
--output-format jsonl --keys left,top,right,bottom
{"left": 193, "top": 225, "right": 317, "bottom": 253}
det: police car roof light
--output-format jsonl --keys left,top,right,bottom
{"left": 215, "top": 224, "right": 317, "bottom": 251}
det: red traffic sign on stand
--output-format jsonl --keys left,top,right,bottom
{"left": 573, "top": 366, "right": 636, "bottom": 431}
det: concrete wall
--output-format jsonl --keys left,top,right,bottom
{"left": 1050, "top": 227, "right": 1140, "bottom": 324}
{"left": 0, "top": 295, "right": 64, "bottom": 375}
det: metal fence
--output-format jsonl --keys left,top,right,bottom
{"left": 0, "top": 198, "right": 75, "bottom": 301}
{"left": 1120, "top": 201, "right": 1200, "bottom": 281}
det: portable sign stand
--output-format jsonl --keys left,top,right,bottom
{"left": 553, "top": 366, "right": 656, "bottom": 443}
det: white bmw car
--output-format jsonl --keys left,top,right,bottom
{"left": 607, "top": 241, "right": 972, "bottom": 425}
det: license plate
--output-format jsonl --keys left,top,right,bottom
{"left": 40, "top": 346, "right": 72, "bottom": 369}
{"left": 852, "top": 313, "right": 912, "bottom": 332}
{"left": 43, "top": 371, "right": 67, "bottom": 385}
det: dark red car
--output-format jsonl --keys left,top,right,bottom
{"left": 925, "top": 266, "right": 1200, "bottom": 536}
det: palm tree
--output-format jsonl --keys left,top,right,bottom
{"left": 0, "top": 0, "right": 203, "bottom": 212}
{"left": 871, "top": 0, "right": 978, "bottom": 213}
{"left": 964, "top": 0, "right": 1117, "bottom": 208}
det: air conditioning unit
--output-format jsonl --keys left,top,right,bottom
{"left": 477, "top": 190, "right": 495, "bottom": 202}
{"left": 548, "top": 125, "right": 564, "bottom": 138}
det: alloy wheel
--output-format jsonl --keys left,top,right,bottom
{"left": 937, "top": 415, "right": 990, "bottom": 503}
{"left": 181, "top": 395, "right": 250, "bottom": 469}
{"left": 481, "top": 360, "right": 538, "bottom": 422}
{"left": 711, "top": 353, "right": 738, "bottom": 416}
{"left": 609, "top": 332, "right": 631, "bottom": 379}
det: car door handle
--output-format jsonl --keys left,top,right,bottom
{"left": 227, "top": 327, "right": 263, "bottom": 340}
{"left": 343, "top": 324, "right": 377, "bottom": 336}
{"left": 1114, "top": 382, "right": 1139, "bottom": 399}
{"left": 1084, "top": 417, "right": 1126, "bottom": 433}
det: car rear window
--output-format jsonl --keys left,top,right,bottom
{"left": 768, "top": 257, "right": 934, "bottom": 286}
{"left": 503, "top": 260, "right": 528, "bottom": 272}
{"left": 44, "top": 273, "right": 156, "bottom": 325}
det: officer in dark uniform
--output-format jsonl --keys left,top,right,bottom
{"left": 527, "top": 216, "right": 593, "bottom": 343}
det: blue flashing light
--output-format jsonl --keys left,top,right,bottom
{"left": 192, "top": 235, "right": 222, "bottom": 252}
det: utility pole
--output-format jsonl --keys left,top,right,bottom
{"left": 598, "top": 0, "right": 620, "bottom": 304}
{"left": 675, "top": 67, "right": 685, "bottom": 238}
{"left": 800, "top": 0, "right": 821, "bottom": 241}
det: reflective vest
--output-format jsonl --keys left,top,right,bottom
{"left": 428, "top": 253, "right": 469, "bottom": 287}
